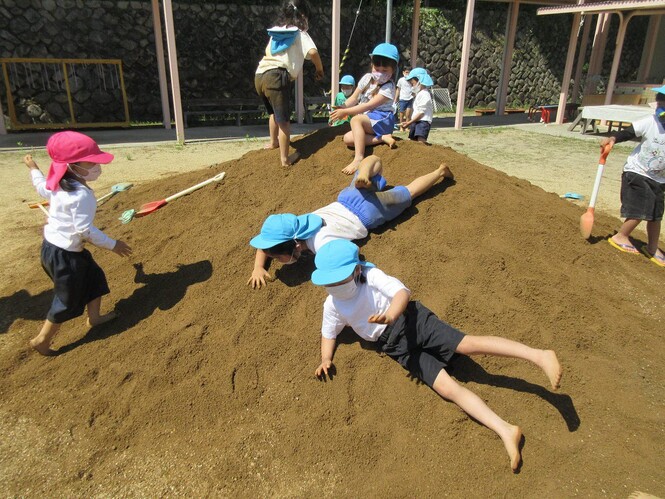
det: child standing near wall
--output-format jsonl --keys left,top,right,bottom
{"left": 394, "top": 66, "right": 414, "bottom": 131}
{"left": 400, "top": 68, "right": 434, "bottom": 144}
{"left": 311, "top": 239, "right": 562, "bottom": 472}
{"left": 24, "top": 131, "right": 132, "bottom": 355}
{"left": 255, "top": 0, "right": 324, "bottom": 166}
{"left": 328, "top": 43, "right": 399, "bottom": 175}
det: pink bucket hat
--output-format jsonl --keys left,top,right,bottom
{"left": 45, "top": 131, "right": 114, "bottom": 191}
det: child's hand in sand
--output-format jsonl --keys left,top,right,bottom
{"left": 247, "top": 267, "right": 274, "bottom": 289}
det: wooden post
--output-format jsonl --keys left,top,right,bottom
{"left": 331, "top": 0, "right": 341, "bottom": 106}
{"left": 571, "top": 14, "right": 592, "bottom": 103}
{"left": 411, "top": 0, "right": 421, "bottom": 68}
{"left": 162, "top": 0, "right": 185, "bottom": 144}
{"left": 455, "top": 0, "right": 476, "bottom": 129}
{"left": 151, "top": 0, "right": 171, "bottom": 129}
{"left": 497, "top": 1, "right": 519, "bottom": 115}
{"left": 556, "top": 11, "right": 581, "bottom": 125}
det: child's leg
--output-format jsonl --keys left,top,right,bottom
{"left": 611, "top": 218, "right": 641, "bottom": 248}
{"left": 432, "top": 368, "right": 523, "bottom": 471}
{"left": 455, "top": 335, "right": 562, "bottom": 390}
{"left": 86, "top": 296, "right": 117, "bottom": 327}
{"left": 30, "top": 320, "right": 61, "bottom": 356}
{"left": 266, "top": 114, "right": 279, "bottom": 149}
{"left": 645, "top": 220, "right": 663, "bottom": 256}
{"left": 274, "top": 118, "right": 298, "bottom": 167}
{"left": 342, "top": 115, "right": 375, "bottom": 174}
{"left": 355, "top": 155, "right": 383, "bottom": 189}
{"left": 405, "top": 164, "right": 453, "bottom": 199}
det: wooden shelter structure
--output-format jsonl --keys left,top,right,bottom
{"left": 2, "top": 0, "right": 662, "bottom": 140}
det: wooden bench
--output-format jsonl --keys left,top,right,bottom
{"left": 184, "top": 98, "right": 266, "bottom": 127}
{"left": 474, "top": 108, "right": 526, "bottom": 116}
{"left": 304, "top": 96, "right": 331, "bottom": 124}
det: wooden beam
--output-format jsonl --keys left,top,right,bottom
{"left": 151, "top": 0, "right": 171, "bottom": 129}
{"left": 455, "top": 0, "right": 476, "bottom": 129}
{"left": 162, "top": 0, "right": 185, "bottom": 144}
{"left": 496, "top": 1, "right": 519, "bottom": 115}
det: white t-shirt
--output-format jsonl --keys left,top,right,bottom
{"left": 624, "top": 115, "right": 665, "bottom": 183}
{"left": 412, "top": 89, "right": 433, "bottom": 123}
{"left": 396, "top": 77, "right": 414, "bottom": 101}
{"left": 31, "top": 170, "right": 116, "bottom": 252}
{"left": 357, "top": 73, "right": 396, "bottom": 113}
{"left": 306, "top": 202, "right": 368, "bottom": 253}
{"left": 256, "top": 28, "right": 317, "bottom": 80}
{"left": 321, "top": 267, "right": 409, "bottom": 341}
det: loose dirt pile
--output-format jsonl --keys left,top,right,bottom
{"left": 1, "top": 126, "right": 663, "bottom": 497}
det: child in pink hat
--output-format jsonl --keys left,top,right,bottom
{"left": 23, "top": 131, "right": 132, "bottom": 356}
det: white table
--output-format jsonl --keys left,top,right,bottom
{"left": 568, "top": 105, "right": 652, "bottom": 134}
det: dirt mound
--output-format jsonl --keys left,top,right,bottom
{"left": 1, "top": 127, "right": 663, "bottom": 496}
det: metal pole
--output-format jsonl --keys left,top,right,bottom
{"left": 385, "top": 0, "right": 393, "bottom": 43}
{"left": 332, "top": 0, "right": 341, "bottom": 105}
{"left": 410, "top": 0, "right": 421, "bottom": 68}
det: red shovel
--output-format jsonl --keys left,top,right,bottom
{"left": 580, "top": 144, "right": 612, "bottom": 239}
{"left": 120, "top": 172, "right": 226, "bottom": 224}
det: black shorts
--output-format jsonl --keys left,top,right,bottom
{"left": 377, "top": 301, "right": 465, "bottom": 388}
{"left": 254, "top": 68, "right": 291, "bottom": 123}
{"left": 41, "top": 240, "right": 110, "bottom": 323}
{"left": 409, "top": 121, "right": 431, "bottom": 141}
{"left": 620, "top": 171, "right": 665, "bottom": 221}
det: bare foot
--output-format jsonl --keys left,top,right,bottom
{"left": 342, "top": 160, "right": 361, "bottom": 175}
{"left": 354, "top": 173, "right": 372, "bottom": 189}
{"left": 382, "top": 134, "right": 397, "bottom": 149}
{"left": 87, "top": 311, "right": 118, "bottom": 328}
{"left": 501, "top": 425, "right": 523, "bottom": 472}
{"left": 537, "top": 350, "right": 562, "bottom": 390}
{"left": 439, "top": 163, "right": 454, "bottom": 180}
{"left": 281, "top": 152, "right": 300, "bottom": 167}
{"left": 29, "top": 338, "right": 57, "bottom": 356}
{"left": 263, "top": 142, "right": 278, "bottom": 150}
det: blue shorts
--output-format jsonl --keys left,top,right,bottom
{"left": 366, "top": 109, "right": 396, "bottom": 139}
{"left": 409, "top": 120, "right": 431, "bottom": 141}
{"left": 399, "top": 99, "right": 414, "bottom": 113}
{"left": 337, "top": 174, "right": 412, "bottom": 230}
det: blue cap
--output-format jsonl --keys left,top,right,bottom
{"left": 312, "top": 240, "right": 375, "bottom": 286}
{"left": 339, "top": 75, "right": 355, "bottom": 86}
{"left": 249, "top": 213, "right": 323, "bottom": 249}
{"left": 407, "top": 68, "right": 433, "bottom": 86}
{"left": 370, "top": 43, "right": 399, "bottom": 63}
{"left": 651, "top": 85, "right": 665, "bottom": 95}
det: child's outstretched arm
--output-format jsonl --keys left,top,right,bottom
{"left": 24, "top": 154, "right": 50, "bottom": 199}
{"left": 367, "top": 288, "right": 410, "bottom": 325}
{"left": 330, "top": 93, "right": 390, "bottom": 122}
{"left": 315, "top": 336, "right": 337, "bottom": 378}
{"left": 247, "top": 249, "right": 273, "bottom": 289}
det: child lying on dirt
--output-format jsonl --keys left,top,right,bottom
{"left": 247, "top": 155, "right": 453, "bottom": 289}
{"left": 311, "top": 239, "right": 563, "bottom": 472}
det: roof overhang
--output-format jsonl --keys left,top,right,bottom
{"left": 537, "top": 0, "right": 665, "bottom": 15}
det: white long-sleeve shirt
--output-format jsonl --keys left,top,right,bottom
{"left": 31, "top": 169, "right": 116, "bottom": 252}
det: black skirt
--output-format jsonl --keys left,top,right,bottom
{"left": 40, "top": 239, "right": 110, "bottom": 323}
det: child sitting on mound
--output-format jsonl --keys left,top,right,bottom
{"left": 311, "top": 239, "right": 562, "bottom": 472}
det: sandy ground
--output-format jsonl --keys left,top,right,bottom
{"left": 0, "top": 124, "right": 663, "bottom": 497}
